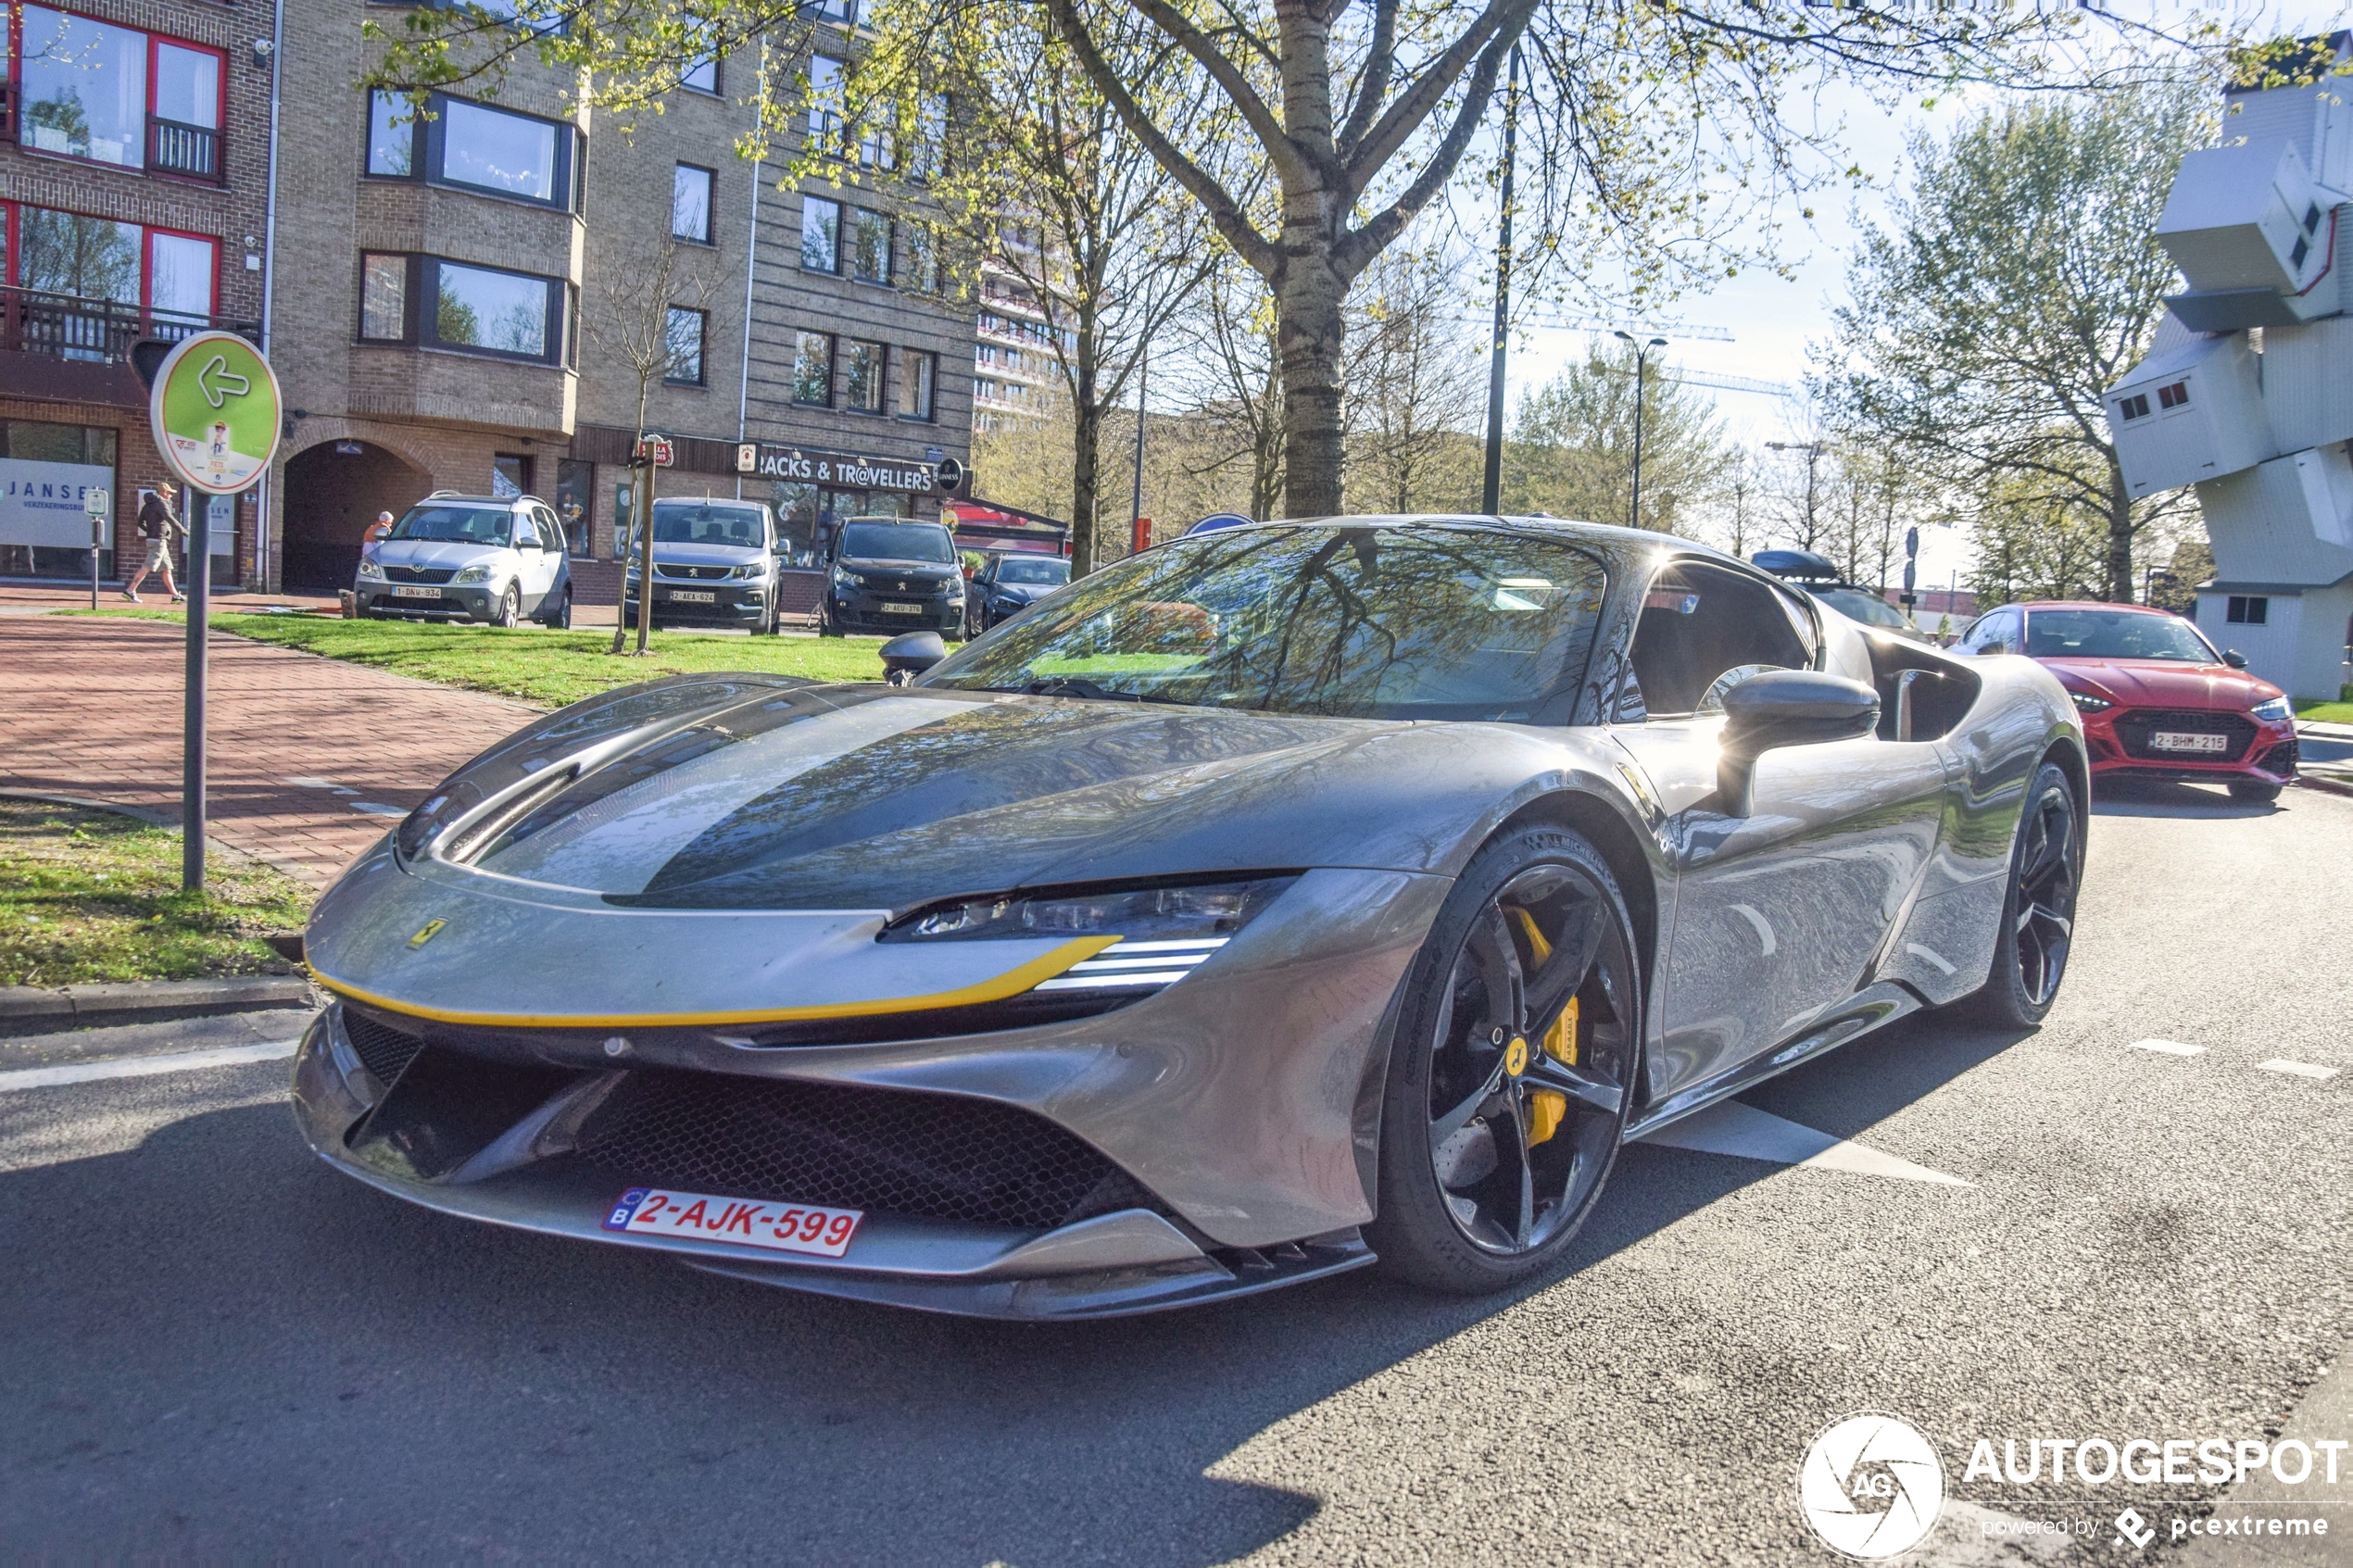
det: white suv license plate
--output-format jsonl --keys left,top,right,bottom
{"left": 666, "top": 589, "right": 717, "bottom": 604}
{"left": 603, "top": 1186, "right": 862, "bottom": 1258}
{"left": 2152, "top": 731, "right": 2230, "bottom": 754}
{"left": 880, "top": 601, "right": 925, "bottom": 614}
{"left": 391, "top": 584, "right": 443, "bottom": 599}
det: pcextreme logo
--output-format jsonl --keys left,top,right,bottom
{"left": 1797, "top": 1411, "right": 1947, "bottom": 1559}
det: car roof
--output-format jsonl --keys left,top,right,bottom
{"left": 2014, "top": 600, "right": 2180, "bottom": 616}
{"left": 415, "top": 493, "right": 535, "bottom": 508}
{"left": 1190, "top": 513, "right": 1755, "bottom": 567}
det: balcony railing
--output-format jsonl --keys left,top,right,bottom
{"left": 0, "top": 284, "right": 260, "bottom": 368}
{"left": 148, "top": 115, "right": 223, "bottom": 183}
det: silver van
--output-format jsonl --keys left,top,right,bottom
{"left": 620, "top": 496, "right": 786, "bottom": 634}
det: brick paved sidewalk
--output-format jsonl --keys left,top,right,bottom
{"left": 0, "top": 615, "right": 539, "bottom": 887}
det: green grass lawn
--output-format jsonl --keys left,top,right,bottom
{"left": 71, "top": 608, "right": 893, "bottom": 710}
{"left": 0, "top": 799, "right": 312, "bottom": 988}
{"left": 2295, "top": 699, "right": 2353, "bottom": 724}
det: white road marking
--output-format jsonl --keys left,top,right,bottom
{"left": 350, "top": 802, "right": 406, "bottom": 817}
{"left": 283, "top": 776, "right": 359, "bottom": 796}
{"left": 2258, "top": 1059, "right": 2340, "bottom": 1080}
{"left": 2126, "top": 1038, "right": 2208, "bottom": 1056}
{"left": 0, "top": 1039, "right": 300, "bottom": 1094}
{"left": 1639, "top": 1099, "right": 1972, "bottom": 1186}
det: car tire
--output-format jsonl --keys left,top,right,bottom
{"left": 1367, "top": 824, "right": 1642, "bottom": 1295}
{"left": 490, "top": 584, "right": 520, "bottom": 628}
{"left": 817, "top": 601, "right": 844, "bottom": 638}
{"left": 541, "top": 588, "right": 572, "bottom": 630}
{"left": 2228, "top": 780, "right": 2283, "bottom": 803}
{"left": 1955, "top": 759, "right": 2082, "bottom": 1029}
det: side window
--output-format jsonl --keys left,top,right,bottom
{"left": 512, "top": 512, "right": 540, "bottom": 550}
{"left": 1627, "top": 560, "right": 1813, "bottom": 718}
{"left": 1963, "top": 609, "right": 2019, "bottom": 654}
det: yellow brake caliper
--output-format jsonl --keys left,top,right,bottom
{"left": 1509, "top": 908, "right": 1579, "bottom": 1146}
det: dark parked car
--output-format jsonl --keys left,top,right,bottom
{"left": 965, "top": 551, "right": 1071, "bottom": 636}
{"left": 818, "top": 517, "right": 966, "bottom": 638}
{"left": 620, "top": 497, "right": 786, "bottom": 634}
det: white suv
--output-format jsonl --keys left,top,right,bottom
{"left": 356, "top": 493, "right": 573, "bottom": 627}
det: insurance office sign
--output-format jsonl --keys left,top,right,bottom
{"left": 736, "top": 443, "right": 950, "bottom": 494}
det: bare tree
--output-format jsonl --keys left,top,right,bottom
{"left": 583, "top": 238, "right": 726, "bottom": 655}
{"left": 1342, "top": 243, "right": 1484, "bottom": 514}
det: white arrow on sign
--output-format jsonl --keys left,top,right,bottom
{"left": 196, "top": 355, "right": 251, "bottom": 408}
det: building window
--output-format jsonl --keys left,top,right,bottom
{"left": 360, "top": 254, "right": 409, "bottom": 340}
{"left": 664, "top": 307, "right": 707, "bottom": 385}
{"left": 807, "top": 55, "right": 845, "bottom": 151}
{"left": 2115, "top": 393, "right": 2149, "bottom": 422}
{"left": 2157, "top": 379, "right": 2191, "bottom": 411}
{"left": 2226, "top": 596, "right": 2269, "bottom": 625}
{"left": 907, "top": 95, "right": 945, "bottom": 181}
{"left": 800, "top": 196, "right": 841, "bottom": 272}
{"left": 844, "top": 340, "right": 885, "bottom": 411}
{"left": 364, "top": 90, "right": 581, "bottom": 211}
{"left": 793, "top": 331, "right": 835, "bottom": 405}
{"left": 673, "top": 164, "right": 715, "bottom": 244}
{"left": 850, "top": 209, "right": 892, "bottom": 283}
{"left": 899, "top": 350, "right": 936, "bottom": 420}
{"left": 809, "top": 0, "right": 858, "bottom": 22}
{"left": 16, "top": 8, "right": 224, "bottom": 181}
{"left": 682, "top": 55, "right": 720, "bottom": 94}
{"left": 6, "top": 205, "right": 218, "bottom": 331}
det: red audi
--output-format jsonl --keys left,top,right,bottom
{"left": 1958, "top": 600, "right": 2299, "bottom": 801}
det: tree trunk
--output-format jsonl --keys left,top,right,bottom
{"left": 614, "top": 377, "right": 653, "bottom": 654}
{"left": 1276, "top": 257, "right": 1348, "bottom": 519}
{"left": 2105, "top": 460, "right": 2135, "bottom": 602}
{"left": 1072, "top": 398, "right": 1102, "bottom": 575}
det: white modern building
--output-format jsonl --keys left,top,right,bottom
{"left": 2111, "top": 34, "right": 2353, "bottom": 699}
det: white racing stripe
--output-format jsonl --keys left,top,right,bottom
{"left": 0, "top": 1039, "right": 301, "bottom": 1094}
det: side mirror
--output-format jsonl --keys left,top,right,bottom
{"left": 1716, "top": 671, "right": 1881, "bottom": 817}
{"left": 2223, "top": 649, "right": 2249, "bottom": 669}
{"left": 878, "top": 630, "right": 948, "bottom": 687}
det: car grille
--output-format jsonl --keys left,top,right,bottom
{"left": 384, "top": 565, "right": 457, "bottom": 584}
{"left": 2112, "top": 708, "right": 2258, "bottom": 762}
{"left": 656, "top": 564, "right": 736, "bottom": 581}
{"left": 573, "top": 1070, "right": 1142, "bottom": 1232}
{"left": 342, "top": 1007, "right": 426, "bottom": 1085}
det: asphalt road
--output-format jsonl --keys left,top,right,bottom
{"left": 5, "top": 781, "right": 2349, "bottom": 1564}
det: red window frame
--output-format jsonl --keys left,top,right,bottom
{"left": 3, "top": 5, "right": 228, "bottom": 176}
{"left": 0, "top": 197, "right": 219, "bottom": 320}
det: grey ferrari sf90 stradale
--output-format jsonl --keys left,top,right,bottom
{"left": 293, "top": 517, "right": 2084, "bottom": 1318}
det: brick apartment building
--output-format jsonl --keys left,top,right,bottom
{"left": 0, "top": 2, "right": 975, "bottom": 597}
{"left": 0, "top": 0, "right": 272, "bottom": 587}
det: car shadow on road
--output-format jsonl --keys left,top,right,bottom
{"left": 2087, "top": 778, "right": 2280, "bottom": 819}
{"left": 0, "top": 1011, "right": 2032, "bottom": 1563}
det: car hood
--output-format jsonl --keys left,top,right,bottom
{"left": 988, "top": 581, "right": 1056, "bottom": 603}
{"left": 379, "top": 681, "right": 1623, "bottom": 912}
{"left": 2039, "top": 658, "right": 2281, "bottom": 709}
{"left": 842, "top": 558, "right": 960, "bottom": 583}
{"left": 375, "top": 539, "right": 507, "bottom": 570}
{"left": 651, "top": 542, "right": 769, "bottom": 569}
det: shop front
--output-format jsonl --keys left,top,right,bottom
{"left": 742, "top": 443, "right": 958, "bottom": 566}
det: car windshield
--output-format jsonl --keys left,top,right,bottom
{"left": 841, "top": 522, "right": 955, "bottom": 563}
{"left": 925, "top": 523, "right": 1609, "bottom": 721}
{"left": 651, "top": 502, "right": 766, "bottom": 548}
{"left": 1815, "top": 587, "right": 1912, "bottom": 630}
{"left": 2025, "top": 608, "right": 2218, "bottom": 662}
{"left": 389, "top": 505, "right": 510, "bottom": 545}
{"left": 997, "top": 557, "right": 1068, "bottom": 586}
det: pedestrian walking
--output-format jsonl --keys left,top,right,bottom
{"left": 122, "top": 482, "right": 188, "bottom": 605}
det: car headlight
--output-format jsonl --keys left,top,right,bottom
{"left": 730, "top": 564, "right": 764, "bottom": 580}
{"left": 356, "top": 556, "right": 384, "bottom": 579}
{"left": 945, "top": 579, "right": 964, "bottom": 599}
{"left": 834, "top": 568, "right": 866, "bottom": 590}
{"left": 2251, "top": 696, "right": 2292, "bottom": 722}
{"left": 880, "top": 875, "right": 1298, "bottom": 996}
{"left": 453, "top": 563, "right": 493, "bottom": 585}
{"left": 2069, "top": 692, "right": 2113, "bottom": 713}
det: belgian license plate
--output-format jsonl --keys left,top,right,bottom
{"left": 2152, "top": 731, "right": 2229, "bottom": 754}
{"left": 666, "top": 589, "right": 716, "bottom": 604}
{"left": 391, "top": 584, "right": 441, "bottom": 599}
{"left": 880, "top": 601, "right": 924, "bottom": 615}
{"left": 603, "top": 1187, "right": 862, "bottom": 1257}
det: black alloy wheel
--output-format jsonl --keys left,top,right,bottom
{"left": 542, "top": 588, "right": 572, "bottom": 630}
{"left": 1959, "top": 759, "right": 2082, "bottom": 1027}
{"left": 1370, "top": 826, "right": 1640, "bottom": 1293}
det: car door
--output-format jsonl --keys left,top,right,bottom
{"left": 512, "top": 510, "right": 559, "bottom": 612}
{"left": 1617, "top": 558, "right": 1953, "bottom": 1101}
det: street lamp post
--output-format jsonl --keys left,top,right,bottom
{"left": 1479, "top": 45, "right": 1524, "bottom": 516}
{"left": 1614, "top": 331, "right": 1667, "bottom": 530}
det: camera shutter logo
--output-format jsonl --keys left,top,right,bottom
{"left": 1797, "top": 1412, "right": 1946, "bottom": 1559}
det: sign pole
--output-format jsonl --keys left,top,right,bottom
{"left": 182, "top": 495, "right": 210, "bottom": 890}
{"left": 86, "top": 489, "right": 107, "bottom": 611}
{"left": 142, "top": 330, "right": 283, "bottom": 894}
